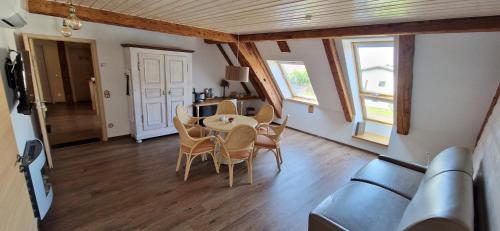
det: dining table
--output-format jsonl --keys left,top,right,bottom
{"left": 203, "top": 114, "right": 258, "bottom": 164}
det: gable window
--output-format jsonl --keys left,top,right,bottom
{"left": 276, "top": 61, "right": 317, "bottom": 102}
{"left": 353, "top": 42, "right": 395, "bottom": 125}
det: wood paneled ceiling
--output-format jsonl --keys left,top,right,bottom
{"left": 48, "top": 0, "right": 500, "bottom": 34}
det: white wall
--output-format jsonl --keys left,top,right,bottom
{"left": 256, "top": 32, "right": 500, "bottom": 165}
{"left": 388, "top": 32, "right": 500, "bottom": 164}
{"left": 0, "top": 28, "right": 39, "bottom": 154}
{"left": 17, "top": 13, "right": 233, "bottom": 137}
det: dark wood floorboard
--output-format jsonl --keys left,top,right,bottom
{"left": 46, "top": 102, "right": 100, "bottom": 146}
{"left": 40, "top": 129, "right": 375, "bottom": 231}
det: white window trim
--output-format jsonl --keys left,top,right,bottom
{"left": 352, "top": 41, "right": 395, "bottom": 125}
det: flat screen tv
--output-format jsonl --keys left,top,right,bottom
{"left": 4, "top": 50, "right": 34, "bottom": 115}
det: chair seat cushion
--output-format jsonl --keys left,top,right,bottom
{"left": 181, "top": 139, "right": 214, "bottom": 154}
{"left": 187, "top": 127, "right": 210, "bottom": 138}
{"left": 352, "top": 159, "right": 424, "bottom": 199}
{"left": 255, "top": 135, "right": 276, "bottom": 148}
{"left": 309, "top": 181, "right": 410, "bottom": 231}
{"left": 187, "top": 117, "right": 198, "bottom": 125}
{"left": 227, "top": 150, "right": 252, "bottom": 159}
{"left": 257, "top": 126, "right": 276, "bottom": 136}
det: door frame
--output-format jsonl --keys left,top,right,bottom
{"left": 22, "top": 33, "right": 108, "bottom": 168}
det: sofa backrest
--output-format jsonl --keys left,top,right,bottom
{"left": 397, "top": 146, "right": 474, "bottom": 231}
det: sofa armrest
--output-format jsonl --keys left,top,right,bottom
{"left": 378, "top": 155, "right": 427, "bottom": 173}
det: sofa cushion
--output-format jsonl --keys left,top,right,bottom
{"left": 310, "top": 181, "right": 410, "bottom": 231}
{"left": 397, "top": 171, "right": 473, "bottom": 231}
{"left": 351, "top": 159, "right": 424, "bottom": 199}
{"left": 423, "top": 147, "right": 472, "bottom": 182}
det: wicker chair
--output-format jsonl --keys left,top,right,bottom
{"left": 254, "top": 104, "right": 274, "bottom": 134}
{"left": 173, "top": 117, "right": 219, "bottom": 181}
{"left": 215, "top": 100, "right": 238, "bottom": 115}
{"left": 176, "top": 105, "right": 209, "bottom": 138}
{"left": 216, "top": 125, "right": 257, "bottom": 187}
{"left": 254, "top": 115, "right": 289, "bottom": 171}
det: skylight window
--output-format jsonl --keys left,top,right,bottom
{"left": 277, "top": 61, "right": 317, "bottom": 101}
{"left": 353, "top": 42, "right": 395, "bottom": 124}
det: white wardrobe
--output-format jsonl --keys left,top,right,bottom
{"left": 124, "top": 45, "right": 192, "bottom": 143}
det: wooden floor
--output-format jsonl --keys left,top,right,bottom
{"left": 40, "top": 129, "right": 375, "bottom": 231}
{"left": 46, "top": 102, "right": 100, "bottom": 146}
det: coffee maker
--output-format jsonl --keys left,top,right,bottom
{"left": 193, "top": 88, "right": 205, "bottom": 103}
{"left": 204, "top": 88, "right": 214, "bottom": 99}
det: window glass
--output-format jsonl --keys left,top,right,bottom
{"left": 353, "top": 42, "right": 395, "bottom": 125}
{"left": 363, "top": 97, "right": 394, "bottom": 124}
{"left": 357, "top": 46, "right": 394, "bottom": 96}
{"left": 279, "top": 62, "right": 317, "bottom": 100}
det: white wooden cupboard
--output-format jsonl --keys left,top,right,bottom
{"left": 124, "top": 45, "right": 193, "bottom": 143}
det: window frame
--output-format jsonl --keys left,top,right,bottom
{"left": 352, "top": 41, "right": 395, "bottom": 125}
{"left": 276, "top": 60, "right": 318, "bottom": 102}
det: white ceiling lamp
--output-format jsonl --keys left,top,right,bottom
{"left": 225, "top": 32, "right": 249, "bottom": 82}
{"left": 60, "top": 19, "right": 72, "bottom": 37}
{"left": 60, "top": 0, "right": 82, "bottom": 37}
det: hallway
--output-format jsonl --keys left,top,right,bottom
{"left": 46, "top": 102, "right": 100, "bottom": 146}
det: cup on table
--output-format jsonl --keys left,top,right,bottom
{"left": 219, "top": 115, "right": 229, "bottom": 123}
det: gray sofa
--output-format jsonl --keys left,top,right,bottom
{"left": 309, "top": 146, "right": 474, "bottom": 231}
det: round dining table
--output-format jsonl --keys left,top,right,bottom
{"left": 203, "top": 114, "right": 258, "bottom": 164}
{"left": 203, "top": 114, "right": 258, "bottom": 133}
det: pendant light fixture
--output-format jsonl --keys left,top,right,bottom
{"left": 66, "top": 4, "right": 83, "bottom": 30}
{"left": 60, "top": 19, "right": 72, "bottom": 37}
{"left": 225, "top": 32, "right": 249, "bottom": 82}
{"left": 60, "top": 0, "right": 83, "bottom": 37}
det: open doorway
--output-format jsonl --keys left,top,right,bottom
{"left": 26, "top": 35, "right": 105, "bottom": 150}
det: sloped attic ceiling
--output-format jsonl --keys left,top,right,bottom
{"left": 46, "top": 0, "right": 500, "bottom": 34}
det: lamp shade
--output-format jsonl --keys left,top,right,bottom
{"left": 225, "top": 66, "right": 249, "bottom": 82}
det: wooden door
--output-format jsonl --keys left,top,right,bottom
{"left": 0, "top": 67, "right": 38, "bottom": 230}
{"left": 23, "top": 35, "right": 54, "bottom": 168}
{"left": 36, "top": 40, "right": 66, "bottom": 103}
{"left": 66, "top": 43, "right": 93, "bottom": 102}
{"left": 139, "top": 53, "right": 167, "bottom": 131}
{"left": 34, "top": 43, "right": 52, "bottom": 103}
{"left": 165, "top": 55, "right": 189, "bottom": 127}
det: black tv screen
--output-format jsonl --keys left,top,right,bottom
{"left": 4, "top": 50, "right": 34, "bottom": 115}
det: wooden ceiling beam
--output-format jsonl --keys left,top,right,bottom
{"left": 228, "top": 43, "right": 283, "bottom": 117}
{"left": 322, "top": 39, "right": 353, "bottom": 122}
{"left": 276, "top": 41, "right": 291, "bottom": 52}
{"left": 27, "top": 0, "right": 236, "bottom": 43}
{"left": 239, "top": 15, "right": 500, "bottom": 41}
{"left": 204, "top": 39, "right": 225, "bottom": 44}
{"left": 476, "top": 82, "right": 500, "bottom": 145}
{"left": 228, "top": 43, "right": 266, "bottom": 101}
{"left": 396, "top": 35, "right": 415, "bottom": 135}
{"left": 216, "top": 44, "right": 234, "bottom": 66}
